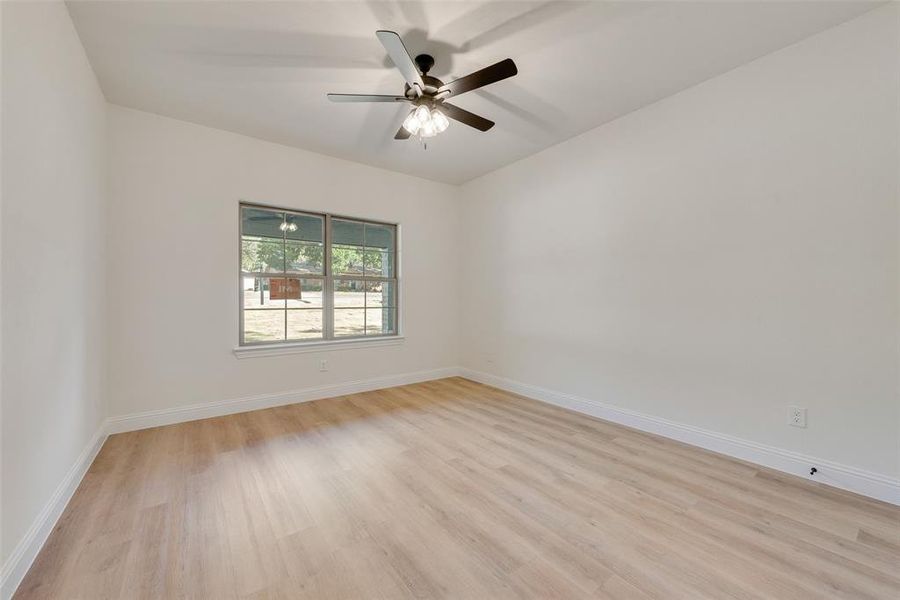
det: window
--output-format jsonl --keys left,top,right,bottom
{"left": 240, "top": 204, "right": 398, "bottom": 345}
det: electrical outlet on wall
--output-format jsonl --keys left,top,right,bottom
{"left": 787, "top": 406, "right": 807, "bottom": 428}
{"left": 319, "top": 359, "right": 328, "bottom": 372}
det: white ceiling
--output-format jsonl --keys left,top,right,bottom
{"left": 68, "top": 1, "right": 879, "bottom": 184}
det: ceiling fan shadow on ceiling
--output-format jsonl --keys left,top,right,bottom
{"left": 326, "top": 30, "right": 517, "bottom": 147}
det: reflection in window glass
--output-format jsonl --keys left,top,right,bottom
{"left": 364, "top": 280, "right": 396, "bottom": 308}
{"left": 332, "top": 219, "right": 364, "bottom": 247}
{"left": 334, "top": 308, "right": 365, "bottom": 337}
{"left": 242, "top": 239, "right": 285, "bottom": 273}
{"left": 243, "top": 277, "right": 287, "bottom": 310}
{"left": 287, "top": 309, "right": 323, "bottom": 340}
{"left": 285, "top": 241, "right": 324, "bottom": 274}
{"left": 365, "top": 223, "right": 394, "bottom": 250}
{"left": 242, "top": 208, "right": 284, "bottom": 239}
{"left": 332, "top": 245, "right": 364, "bottom": 275}
{"left": 364, "top": 247, "right": 394, "bottom": 278}
{"left": 240, "top": 206, "right": 396, "bottom": 345}
{"left": 284, "top": 213, "right": 324, "bottom": 243}
{"left": 285, "top": 278, "right": 323, "bottom": 309}
{"left": 334, "top": 279, "right": 365, "bottom": 308}
{"left": 366, "top": 308, "right": 396, "bottom": 335}
{"left": 243, "top": 309, "right": 285, "bottom": 342}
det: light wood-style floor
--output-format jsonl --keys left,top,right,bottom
{"left": 15, "top": 378, "right": 900, "bottom": 599}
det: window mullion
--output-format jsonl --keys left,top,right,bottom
{"left": 282, "top": 215, "right": 288, "bottom": 342}
{"left": 324, "top": 214, "right": 334, "bottom": 340}
{"left": 363, "top": 225, "right": 367, "bottom": 337}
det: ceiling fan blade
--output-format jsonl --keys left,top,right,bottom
{"left": 376, "top": 30, "right": 425, "bottom": 94}
{"left": 437, "top": 58, "right": 517, "bottom": 98}
{"left": 394, "top": 125, "right": 412, "bottom": 140}
{"left": 439, "top": 102, "right": 495, "bottom": 132}
{"left": 327, "top": 94, "right": 408, "bottom": 103}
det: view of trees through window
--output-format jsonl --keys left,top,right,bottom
{"left": 240, "top": 205, "right": 397, "bottom": 344}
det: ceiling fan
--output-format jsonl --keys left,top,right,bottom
{"left": 327, "top": 30, "right": 518, "bottom": 142}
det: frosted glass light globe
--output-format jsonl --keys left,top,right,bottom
{"left": 431, "top": 109, "right": 449, "bottom": 133}
{"left": 402, "top": 110, "right": 421, "bottom": 134}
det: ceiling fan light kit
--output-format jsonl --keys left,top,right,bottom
{"left": 327, "top": 30, "right": 518, "bottom": 146}
{"left": 402, "top": 104, "right": 449, "bottom": 139}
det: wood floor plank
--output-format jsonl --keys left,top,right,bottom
{"left": 14, "top": 377, "right": 900, "bottom": 599}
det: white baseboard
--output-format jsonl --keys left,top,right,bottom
{"left": 459, "top": 368, "right": 900, "bottom": 506}
{"left": 105, "top": 366, "right": 461, "bottom": 434}
{"left": 5, "top": 365, "right": 895, "bottom": 600}
{"left": 2, "top": 366, "right": 461, "bottom": 600}
{"left": 1, "top": 425, "right": 109, "bottom": 600}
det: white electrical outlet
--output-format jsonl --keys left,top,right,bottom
{"left": 319, "top": 359, "right": 328, "bottom": 372}
{"left": 787, "top": 406, "right": 807, "bottom": 428}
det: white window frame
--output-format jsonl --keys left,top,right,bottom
{"left": 235, "top": 202, "right": 401, "bottom": 357}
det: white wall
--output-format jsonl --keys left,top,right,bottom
{"left": 459, "top": 5, "right": 900, "bottom": 480}
{"left": 1, "top": 0, "right": 107, "bottom": 569}
{"left": 2, "top": 10, "right": 898, "bottom": 596}
{"left": 106, "top": 106, "right": 459, "bottom": 418}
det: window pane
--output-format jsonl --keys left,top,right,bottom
{"left": 243, "top": 309, "right": 285, "bottom": 342}
{"left": 284, "top": 213, "right": 323, "bottom": 243}
{"left": 334, "top": 279, "right": 365, "bottom": 307}
{"left": 365, "top": 280, "right": 396, "bottom": 308}
{"left": 363, "top": 248, "right": 394, "bottom": 278}
{"left": 285, "top": 278, "right": 323, "bottom": 309}
{"left": 332, "top": 219, "right": 364, "bottom": 247}
{"left": 332, "top": 245, "right": 364, "bottom": 275}
{"left": 366, "top": 308, "right": 396, "bottom": 335}
{"left": 287, "top": 309, "right": 323, "bottom": 340}
{"left": 242, "top": 207, "right": 284, "bottom": 240}
{"left": 334, "top": 308, "right": 365, "bottom": 337}
{"left": 240, "top": 207, "right": 399, "bottom": 346}
{"left": 364, "top": 223, "right": 394, "bottom": 251}
{"left": 242, "top": 238, "right": 284, "bottom": 273}
{"left": 242, "top": 277, "right": 286, "bottom": 309}
{"left": 286, "top": 241, "right": 324, "bottom": 274}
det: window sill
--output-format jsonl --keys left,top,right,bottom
{"left": 233, "top": 336, "right": 405, "bottom": 359}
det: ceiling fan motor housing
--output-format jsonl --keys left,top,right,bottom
{"left": 405, "top": 75, "right": 445, "bottom": 101}
{"left": 403, "top": 54, "right": 443, "bottom": 101}
{"left": 326, "top": 32, "right": 517, "bottom": 138}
